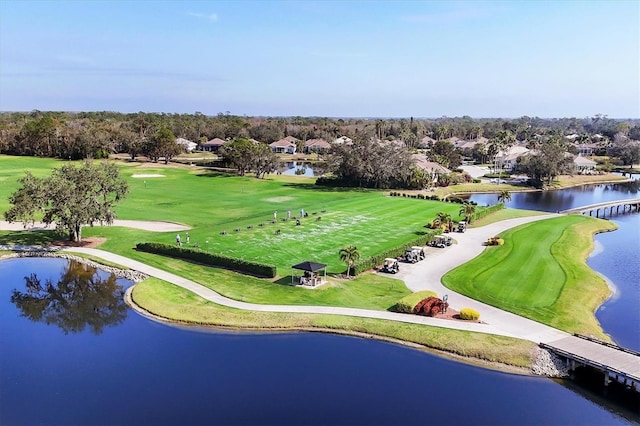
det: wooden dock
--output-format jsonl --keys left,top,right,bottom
{"left": 560, "top": 198, "right": 640, "bottom": 218}
{"left": 541, "top": 335, "right": 640, "bottom": 391}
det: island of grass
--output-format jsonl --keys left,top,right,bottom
{"left": 442, "top": 215, "right": 617, "bottom": 339}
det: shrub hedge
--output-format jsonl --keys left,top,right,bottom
{"left": 460, "top": 308, "right": 480, "bottom": 320}
{"left": 135, "top": 242, "right": 277, "bottom": 278}
{"left": 471, "top": 202, "right": 504, "bottom": 222}
{"left": 350, "top": 229, "right": 442, "bottom": 275}
{"left": 394, "top": 290, "right": 438, "bottom": 313}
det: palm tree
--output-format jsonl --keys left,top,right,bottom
{"left": 459, "top": 202, "right": 477, "bottom": 223}
{"left": 339, "top": 245, "right": 360, "bottom": 277}
{"left": 435, "top": 211, "right": 453, "bottom": 233}
{"left": 498, "top": 190, "right": 512, "bottom": 204}
{"left": 489, "top": 130, "right": 516, "bottom": 175}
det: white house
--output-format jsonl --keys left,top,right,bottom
{"left": 176, "top": 138, "right": 197, "bottom": 152}
{"left": 573, "top": 155, "right": 597, "bottom": 172}
{"left": 332, "top": 136, "right": 353, "bottom": 145}
{"left": 270, "top": 136, "right": 298, "bottom": 154}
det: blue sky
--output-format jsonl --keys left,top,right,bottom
{"left": 1, "top": 0, "right": 638, "bottom": 118}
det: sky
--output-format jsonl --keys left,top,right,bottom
{"left": 0, "top": 0, "right": 638, "bottom": 118}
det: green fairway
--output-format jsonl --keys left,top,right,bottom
{"left": 1, "top": 155, "right": 465, "bottom": 275}
{"left": 442, "top": 215, "right": 616, "bottom": 337}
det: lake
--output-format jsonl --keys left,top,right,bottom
{"left": 1, "top": 181, "right": 639, "bottom": 425}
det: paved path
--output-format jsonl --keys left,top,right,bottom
{"left": 0, "top": 220, "right": 190, "bottom": 232}
{"left": 0, "top": 214, "right": 570, "bottom": 343}
{"left": 394, "top": 214, "right": 570, "bottom": 343}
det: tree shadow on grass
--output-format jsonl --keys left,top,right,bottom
{"left": 281, "top": 182, "right": 374, "bottom": 193}
{"left": 194, "top": 169, "right": 237, "bottom": 178}
{"left": 0, "top": 230, "right": 62, "bottom": 247}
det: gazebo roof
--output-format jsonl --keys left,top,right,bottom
{"left": 291, "top": 261, "right": 327, "bottom": 272}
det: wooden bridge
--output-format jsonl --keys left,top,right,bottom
{"left": 560, "top": 198, "right": 640, "bottom": 218}
{"left": 540, "top": 335, "right": 640, "bottom": 391}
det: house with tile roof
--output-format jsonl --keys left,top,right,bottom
{"left": 270, "top": 136, "right": 298, "bottom": 154}
{"left": 201, "top": 137, "right": 226, "bottom": 152}
{"left": 303, "top": 138, "right": 331, "bottom": 154}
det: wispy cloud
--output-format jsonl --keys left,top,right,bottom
{"left": 187, "top": 11, "right": 218, "bottom": 22}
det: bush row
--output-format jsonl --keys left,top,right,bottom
{"left": 459, "top": 308, "right": 480, "bottom": 320}
{"left": 394, "top": 290, "right": 438, "bottom": 313}
{"left": 135, "top": 242, "right": 277, "bottom": 278}
{"left": 350, "top": 229, "right": 442, "bottom": 276}
{"left": 471, "top": 202, "right": 504, "bottom": 222}
{"left": 388, "top": 192, "right": 478, "bottom": 206}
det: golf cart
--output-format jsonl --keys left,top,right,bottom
{"left": 457, "top": 221, "right": 467, "bottom": 233}
{"left": 411, "top": 246, "right": 426, "bottom": 260}
{"left": 404, "top": 247, "right": 422, "bottom": 263}
{"left": 380, "top": 258, "right": 400, "bottom": 274}
{"left": 431, "top": 235, "right": 452, "bottom": 248}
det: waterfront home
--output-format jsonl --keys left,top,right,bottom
{"left": 573, "top": 155, "right": 597, "bottom": 172}
{"left": 270, "top": 136, "right": 298, "bottom": 154}
{"left": 303, "top": 138, "right": 331, "bottom": 154}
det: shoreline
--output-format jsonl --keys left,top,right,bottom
{"left": 123, "top": 285, "right": 533, "bottom": 376}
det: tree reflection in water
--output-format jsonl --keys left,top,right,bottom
{"left": 10, "top": 260, "right": 127, "bottom": 334}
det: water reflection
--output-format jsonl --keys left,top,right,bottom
{"left": 10, "top": 260, "right": 127, "bottom": 335}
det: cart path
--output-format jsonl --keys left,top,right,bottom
{"left": 0, "top": 220, "right": 190, "bottom": 232}
{"left": 1, "top": 213, "right": 573, "bottom": 343}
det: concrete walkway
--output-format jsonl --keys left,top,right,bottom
{"left": 394, "top": 214, "right": 569, "bottom": 343}
{"left": 0, "top": 214, "right": 571, "bottom": 344}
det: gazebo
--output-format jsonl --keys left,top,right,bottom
{"left": 291, "top": 261, "right": 327, "bottom": 287}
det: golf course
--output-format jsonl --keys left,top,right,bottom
{"left": 0, "top": 154, "right": 617, "bottom": 367}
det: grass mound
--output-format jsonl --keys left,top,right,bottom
{"left": 394, "top": 290, "right": 438, "bottom": 313}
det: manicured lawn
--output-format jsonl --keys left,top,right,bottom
{"left": 1, "top": 155, "right": 465, "bottom": 275}
{"left": 470, "top": 208, "right": 547, "bottom": 227}
{"left": 132, "top": 277, "right": 536, "bottom": 367}
{"left": 442, "top": 215, "right": 617, "bottom": 337}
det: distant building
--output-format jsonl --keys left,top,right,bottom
{"left": 270, "top": 136, "right": 298, "bottom": 154}
{"left": 413, "top": 154, "right": 451, "bottom": 181}
{"left": 332, "top": 136, "right": 353, "bottom": 145}
{"left": 201, "top": 137, "right": 226, "bottom": 152}
{"left": 573, "top": 155, "right": 597, "bottom": 172}
{"left": 303, "top": 138, "right": 331, "bottom": 154}
{"left": 176, "top": 137, "right": 197, "bottom": 152}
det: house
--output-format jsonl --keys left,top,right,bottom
{"left": 574, "top": 143, "right": 597, "bottom": 156}
{"left": 413, "top": 154, "right": 451, "bottom": 178}
{"left": 270, "top": 136, "right": 298, "bottom": 154}
{"left": 332, "top": 136, "right": 353, "bottom": 145}
{"left": 201, "top": 137, "right": 226, "bottom": 152}
{"left": 496, "top": 146, "right": 531, "bottom": 171}
{"left": 303, "top": 138, "right": 331, "bottom": 154}
{"left": 419, "top": 136, "right": 436, "bottom": 148}
{"left": 573, "top": 155, "right": 597, "bottom": 172}
{"left": 175, "top": 138, "right": 197, "bottom": 152}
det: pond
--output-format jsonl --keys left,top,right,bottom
{"left": 0, "top": 259, "right": 635, "bottom": 425}
{"left": 281, "top": 161, "right": 319, "bottom": 177}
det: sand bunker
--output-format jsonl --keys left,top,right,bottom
{"left": 264, "top": 196, "right": 294, "bottom": 203}
{"left": 132, "top": 174, "right": 165, "bottom": 178}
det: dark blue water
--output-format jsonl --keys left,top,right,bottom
{"left": 0, "top": 259, "right": 632, "bottom": 425}
{"left": 468, "top": 180, "right": 640, "bottom": 351}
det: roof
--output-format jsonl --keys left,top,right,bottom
{"left": 412, "top": 155, "right": 451, "bottom": 174}
{"left": 333, "top": 136, "right": 353, "bottom": 144}
{"left": 304, "top": 138, "right": 331, "bottom": 149}
{"left": 270, "top": 136, "right": 298, "bottom": 147}
{"left": 202, "top": 137, "right": 226, "bottom": 146}
{"left": 573, "top": 156, "right": 597, "bottom": 166}
{"left": 291, "top": 261, "right": 327, "bottom": 272}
